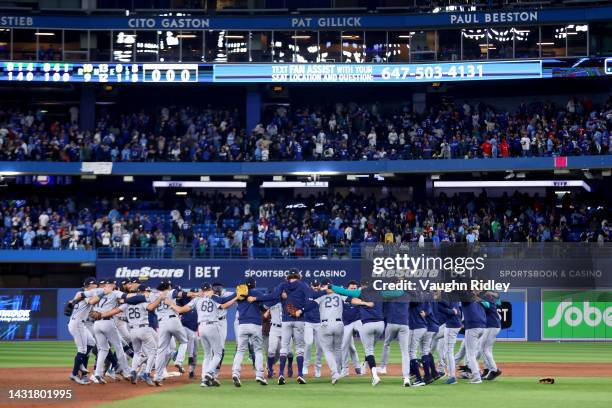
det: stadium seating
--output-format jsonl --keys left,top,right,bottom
{"left": 1, "top": 96, "right": 609, "bottom": 162}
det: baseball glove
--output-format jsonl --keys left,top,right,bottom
{"left": 285, "top": 302, "right": 302, "bottom": 318}
{"left": 236, "top": 284, "right": 249, "bottom": 300}
{"left": 63, "top": 301, "right": 75, "bottom": 317}
{"left": 89, "top": 310, "right": 102, "bottom": 321}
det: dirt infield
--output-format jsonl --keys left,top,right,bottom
{"left": 1, "top": 363, "right": 610, "bottom": 408}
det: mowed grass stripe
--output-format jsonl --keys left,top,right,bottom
{"left": 98, "top": 377, "right": 612, "bottom": 408}
{"left": 1, "top": 341, "right": 611, "bottom": 368}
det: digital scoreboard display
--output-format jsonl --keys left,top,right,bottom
{"left": 213, "top": 60, "right": 543, "bottom": 83}
{"left": 1, "top": 58, "right": 609, "bottom": 83}
{"left": 0, "top": 62, "right": 211, "bottom": 83}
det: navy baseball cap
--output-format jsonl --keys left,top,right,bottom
{"left": 201, "top": 282, "right": 212, "bottom": 291}
{"left": 311, "top": 279, "right": 321, "bottom": 287}
{"left": 245, "top": 277, "right": 256, "bottom": 288}
{"left": 83, "top": 277, "right": 97, "bottom": 286}
{"left": 120, "top": 279, "right": 130, "bottom": 286}
{"left": 137, "top": 284, "right": 147, "bottom": 292}
{"left": 157, "top": 280, "right": 172, "bottom": 290}
{"left": 97, "top": 279, "right": 108, "bottom": 285}
{"left": 106, "top": 278, "right": 117, "bottom": 285}
{"left": 129, "top": 278, "right": 140, "bottom": 283}
{"left": 321, "top": 278, "right": 332, "bottom": 286}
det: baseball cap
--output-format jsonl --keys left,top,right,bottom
{"left": 201, "top": 282, "right": 212, "bottom": 291}
{"left": 106, "top": 278, "right": 117, "bottom": 285}
{"left": 321, "top": 278, "right": 332, "bottom": 286}
{"left": 83, "top": 277, "right": 97, "bottom": 287}
{"left": 120, "top": 279, "right": 130, "bottom": 286}
{"left": 129, "top": 278, "right": 140, "bottom": 284}
{"left": 157, "top": 279, "right": 172, "bottom": 290}
{"left": 137, "top": 284, "right": 147, "bottom": 292}
{"left": 97, "top": 279, "right": 108, "bottom": 285}
{"left": 245, "top": 277, "right": 256, "bottom": 288}
{"left": 311, "top": 279, "right": 321, "bottom": 287}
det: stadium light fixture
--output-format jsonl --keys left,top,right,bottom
{"left": 261, "top": 181, "right": 329, "bottom": 188}
{"left": 35, "top": 32, "right": 55, "bottom": 36}
{"left": 153, "top": 181, "right": 247, "bottom": 188}
{"left": 290, "top": 171, "right": 341, "bottom": 176}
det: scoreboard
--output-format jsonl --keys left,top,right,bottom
{"left": 0, "top": 58, "right": 608, "bottom": 84}
{"left": 213, "top": 61, "right": 542, "bottom": 83}
{"left": 0, "top": 62, "right": 211, "bottom": 83}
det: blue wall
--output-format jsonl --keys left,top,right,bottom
{"left": 1, "top": 155, "right": 611, "bottom": 176}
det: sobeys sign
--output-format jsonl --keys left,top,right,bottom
{"left": 542, "top": 290, "right": 612, "bottom": 340}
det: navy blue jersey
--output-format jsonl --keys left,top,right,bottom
{"left": 484, "top": 302, "right": 501, "bottom": 328}
{"left": 461, "top": 301, "right": 487, "bottom": 330}
{"left": 348, "top": 298, "right": 383, "bottom": 323}
{"left": 437, "top": 301, "right": 462, "bottom": 329}
{"left": 408, "top": 302, "right": 428, "bottom": 329}
{"left": 235, "top": 289, "right": 266, "bottom": 325}
{"left": 304, "top": 299, "right": 321, "bottom": 323}
{"left": 383, "top": 301, "right": 409, "bottom": 326}
{"left": 342, "top": 298, "right": 360, "bottom": 325}
{"left": 426, "top": 302, "right": 441, "bottom": 332}
{"left": 177, "top": 292, "right": 198, "bottom": 332}
{"left": 256, "top": 280, "right": 326, "bottom": 322}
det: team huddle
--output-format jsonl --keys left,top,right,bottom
{"left": 65, "top": 269, "right": 502, "bottom": 388}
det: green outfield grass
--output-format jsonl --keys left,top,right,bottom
{"left": 97, "top": 377, "right": 612, "bottom": 408}
{"left": 0, "top": 341, "right": 611, "bottom": 368}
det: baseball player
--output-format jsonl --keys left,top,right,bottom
{"left": 438, "top": 298, "right": 462, "bottom": 384}
{"left": 303, "top": 280, "right": 323, "bottom": 377}
{"left": 408, "top": 301, "right": 429, "bottom": 386}
{"left": 151, "top": 280, "right": 188, "bottom": 385}
{"left": 422, "top": 301, "right": 442, "bottom": 384}
{"left": 66, "top": 277, "right": 99, "bottom": 385}
{"left": 263, "top": 297, "right": 297, "bottom": 378}
{"left": 231, "top": 278, "right": 269, "bottom": 387}
{"left": 479, "top": 292, "right": 502, "bottom": 380}
{"left": 176, "top": 289, "right": 199, "bottom": 379}
{"left": 250, "top": 270, "right": 327, "bottom": 385}
{"left": 461, "top": 294, "right": 487, "bottom": 384}
{"left": 95, "top": 284, "right": 164, "bottom": 386}
{"left": 430, "top": 296, "right": 448, "bottom": 378}
{"left": 379, "top": 300, "right": 412, "bottom": 386}
{"left": 311, "top": 279, "right": 344, "bottom": 384}
{"left": 115, "top": 279, "right": 136, "bottom": 359}
{"left": 329, "top": 283, "right": 382, "bottom": 386}
{"left": 166, "top": 282, "right": 240, "bottom": 387}
{"left": 212, "top": 282, "right": 230, "bottom": 377}
{"left": 340, "top": 281, "right": 362, "bottom": 377}
{"left": 82, "top": 279, "right": 132, "bottom": 384}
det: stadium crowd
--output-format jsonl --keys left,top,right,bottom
{"left": 1, "top": 190, "right": 609, "bottom": 255}
{"left": 0, "top": 96, "right": 610, "bottom": 162}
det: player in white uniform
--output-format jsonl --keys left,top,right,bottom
{"left": 67, "top": 277, "right": 98, "bottom": 385}
{"left": 312, "top": 279, "right": 344, "bottom": 384}
{"left": 83, "top": 279, "right": 131, "bottom": 384}
{"left": 165, "top": 282, "right": 240, "bottom": 387}
{"left": 97, "top": 284, "right": 165, "bottom": 386}
{"left": 213, "top": 282, "right": 231, "bottom": 376}
{"left": 151, "top": 280, "right": 189, "bottom": 385}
